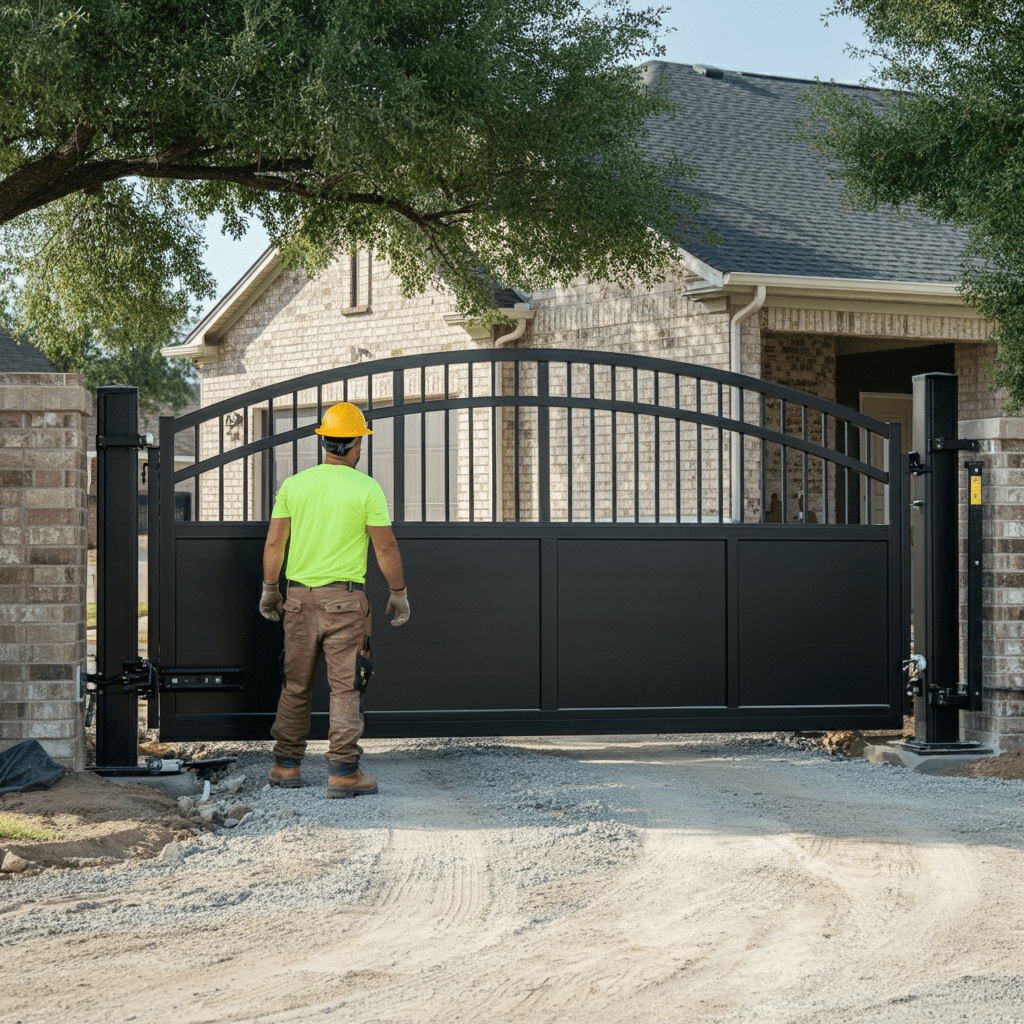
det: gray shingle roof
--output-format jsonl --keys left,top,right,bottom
{"left": 644, "top": 62, "right": 968, "bottom": 283}
{"left": 0, "top": 328, "right": 57, "bottom": 371}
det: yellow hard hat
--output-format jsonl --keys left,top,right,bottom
{"left": 314, "top": 402, "right": 373, "bottom": 437}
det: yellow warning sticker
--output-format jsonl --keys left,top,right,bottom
{"left": 971, "top": 476, "right": 982, "bottom": 505}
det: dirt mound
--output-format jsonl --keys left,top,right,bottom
{"left": 0, "top": 771, "right": 197, "bottom": 872}
{"left": 932, "top": 748, "right": 1024, "bottom": 779}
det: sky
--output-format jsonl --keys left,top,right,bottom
{"left": 197, "top": 0, "right": 877, "bottom": 318}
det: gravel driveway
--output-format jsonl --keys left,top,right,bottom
{"left": 2, "top": 733, "right": 1024, "bottom": 1024}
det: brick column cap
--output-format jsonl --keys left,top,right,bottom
{"left": 961, "top": 417, "right": 1024, "bottom": 440}
{"left": 0, "top": 373, "right": 92, "bottom": 416}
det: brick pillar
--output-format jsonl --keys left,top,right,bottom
{"left": 0, "top": 373, "right": 92, "bottom": 769}
{"left": 959, "top": 417, "right": 1024, "bottom": 752}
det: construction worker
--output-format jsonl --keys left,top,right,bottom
{"left": 258, "top": 402, "right": 409, "bottom": 797}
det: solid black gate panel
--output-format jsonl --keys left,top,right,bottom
{"left": 557, "top": 539, "right": 728, "bottom": 708}
{"left": 736, "top": 538, "right": 889, "bottom": 707}
{"left": 163, "top": 533, "right": 283, "bottom": 727}
{"left": 364, "top": 538, "right": 541, "bottom": 712}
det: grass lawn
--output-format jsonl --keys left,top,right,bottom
{"left": 0, "top": 814, "right": 61, "bottom": 842}
{"left": 87, "top": 602, "right": 147, "bottom": 629}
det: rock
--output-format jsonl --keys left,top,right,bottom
{"left": 823, "top": 730, "right": 868, "bottom": 758}
{"left": 158, "top": 842, "right": 184, "bottom": 863}
{"left": 2, "top": 852, "right": 31, "bottom": 873}
{"left": 177, "top": 796, "right": 196, "bottom": 815}
{"left": 223, "top": 775, "right": 246, "bottom": 794}
{"left": 239, "top": 812, "right": 254, "bottom": 826}
{"left": 278, "top": 806, "right": 296, "bottom": 819}
{"left": 226, "top": 803, "right": 252, "bottom": 820}
{"left": 222, "top": 818, "right": 240, "bottom": 828}
{"left": 197, "top": 803, "right": 217, "bottom": 822}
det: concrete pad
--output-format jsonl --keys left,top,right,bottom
{"left": 101, "top": 772, "right": 203, "bottom": 797}
{"left": 864, "top": 742, "right": 995, "bottom": 775}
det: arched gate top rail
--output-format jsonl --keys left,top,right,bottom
{"left": 161, "top": 348, "right": 899, "bottom": 527}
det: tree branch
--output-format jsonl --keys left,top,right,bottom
{"left": 0, "top": 120, "right": 96, "bottom": 223}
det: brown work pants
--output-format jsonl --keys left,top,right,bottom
{"left": 270, "top": 583, "right": 371, "bottom": 767}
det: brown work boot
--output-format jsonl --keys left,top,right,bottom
{"left": 269, "top": 762, "right": 305, "bottom": 788}
{"left": 327, "top": 769, "right": 378, "bottom": 799}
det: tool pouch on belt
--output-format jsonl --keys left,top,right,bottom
{"left": 355, "top": 640, "right": 373, "bottom": 692}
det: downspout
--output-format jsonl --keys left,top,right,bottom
{"left": 729, "top": 285, "right": 767, "bottom": 521}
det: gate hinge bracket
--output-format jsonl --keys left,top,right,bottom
{"left": 85, "top": 659, "right": 157, "bottom": 697}
{"left": 97, "top": 433, "right": 153, "bottom": 450}
{"left": 120, "top": 658, "right": 157, "bottom": 697}
{"left": 929, "top": 437, "right": 980, "bottom": 453}
{"left": 931, "top": 686, "right": 971, "bottom": 709}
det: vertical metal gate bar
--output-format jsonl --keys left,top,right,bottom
{"left": 760, "top": 395, "right": 767, "bottom": 522}
{"left": 444, "top": 364, "right": 450, "bottom": 522}
{"left": 420, "top": 365, "right": 427, "bottom": 521}
{"left": 266, "top": 399, "right": 273, "bottom": 517}
{"left": 966, "top": 460, "right": 984, "bottom": 712}
{"left": 468, "top": 363, "right": 475, "bottom": 522}
{"left": 392, "top": 369, "right": 405, "bottom": 523}
{"left": 316, "top": 386, "right": 323, "bottom": 466}
{"left": 801, "top": 406, "right": 808, "bottom": 525}
{"left": 717, "top": 382, "right": 723, "bottom": 524}
{"left": 291, "top": 393, "right": 298, "bottom": 479}
{"left": 843, "top": 420, "right": 850, "bottom": 524}
{"left": 218, "top": 415, "right": 225, "bottom": 522}
{"left": 538, "top": 359, "right": 550, "bottom": 523}
{"left": 611, "top": 364, "right": 618, "bottom": 523}
{"left": 589, "top": 364, "right": 595, "bottom": 523}
{"left": 822, "top": 413, "right": 829, "bottom": 525}
{"left": 194, "top": 423, "right": 201, "bottom": 520}
{"left": 696, "top": 378, "right": 702, "bottom": 522}
{"left": 633, "top": 368, "right": 639, "bottom": 522}
{"left": 675, "top": 376, "right": 681, "bottom": 524}
{"left": 737, "top": 387, "right": 745, "bottom": 523}
{"left": 865, "top": 431, "right": 872, "bottom": 526}
{"left": 654, "top": 410, "right": 660, "bottom": 523}
{"left": 242, "top": 407, "right": 249, "bottom": 522}
{"left": 366, "top": 374, "right": 373, "bottom": 477}
{"left": 491, "top": 362, "right": 497, "bottom": 522}
{"left": 567, "top": 364, "right": 573, "bottom": 522}
{"left": 515, "top": 361, "right": 521, "bottom": 522}
{"left": 146, "top": 443, "right": 160, "bottom": 730}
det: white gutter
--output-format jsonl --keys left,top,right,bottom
{"left": 729, "top": 286, "right": 767, "bottom": 521}
{"left": 687, "top": 271, "right": 965, "bottom": 307}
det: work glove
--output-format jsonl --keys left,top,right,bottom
{"left": 259, "top": 582, "right": 284, "bottom": 621}
{"left": 386, "top": 587, "right": 410, "bottom": 627}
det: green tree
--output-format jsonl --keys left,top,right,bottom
{"left": 1, "top": 0, "right": 710, "bottom": 384}
{"left": 805, "top": 0, "right": 1024, "bottom": 410}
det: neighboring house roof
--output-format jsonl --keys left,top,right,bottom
{"left": 644, "top": 62, "right": 968, "bottom": 285}
{"left": 0, "top": 328, "right": 57, "bottom": 371}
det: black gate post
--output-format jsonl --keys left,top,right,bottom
{"left": 910, "top": 373, "right": 971, "bottom": 744}
{"left": 95, "top": 386, "right": 141, "bottom": 766}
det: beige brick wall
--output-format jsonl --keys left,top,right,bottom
{"left": 0, "top": 373, "right": 91, "bottom": 769}
{"left": 956, "top": 342, "right": 1006, "bottom": 420}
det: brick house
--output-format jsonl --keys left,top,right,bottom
{"left": 164, "top": 61, "right": 1022, "bottom": 749}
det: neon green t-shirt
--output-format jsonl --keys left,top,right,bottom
{"left": 271, "top": 464, "right": 391, "bottom": 586}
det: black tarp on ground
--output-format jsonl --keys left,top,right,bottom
{"left": 0, "top": 740, "right": 67, "bottom": 794}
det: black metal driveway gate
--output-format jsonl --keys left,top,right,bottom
{"left": 145, "top": 348, "right": 905, "bottom": 741}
